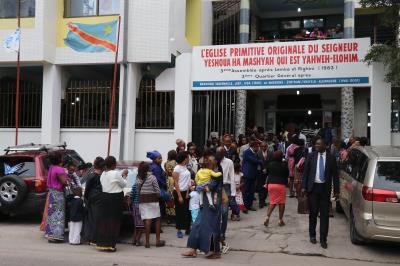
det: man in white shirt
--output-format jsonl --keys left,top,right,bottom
{"left": 216, "top": 147, "right": 235, "bottom": 242}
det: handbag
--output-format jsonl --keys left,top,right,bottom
{"left": 297, "top": 195, "right": 309, "bottom": 214}
{"left": 160, "top": 188, "right": 171, "bottom": 201}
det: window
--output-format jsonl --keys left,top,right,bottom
{"left": 391, "top": 88, "right": 400, "bottom": 132}
{"left": 135, "top": 78, "right": 174, "bottom": 129}
{"left": 374, "top": 161, "right": 400, "bottom": 191}
{"left": 281, "top": 20, "right": 301, "bottom": 30}
{"left": 0, "top": 0, "right": 35, "bottom": 18}
{"left": 0, "top": 79, "right": 42, "bottom": 128}
{"left": 61, "top": 80, "right": 119, "bottom": 128}
{"left": 0, "top": 157, "right": 36, "bottom": 177}
{"left": 303, "top": 18, "right": 324, "bottom": 29}
{"left": 64, "top": 0, "right": 119, "bottom": 17}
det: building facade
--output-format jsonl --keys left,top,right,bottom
{"left": 0, "top": 0, "right": 397, "bottom": 162}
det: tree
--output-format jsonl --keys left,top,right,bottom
{"left": 360, "top": 0, "right": 399, "bottom": 86}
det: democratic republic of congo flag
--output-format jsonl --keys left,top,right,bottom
{"left": 64, "top": 20, "right": 118, "bottom": 52}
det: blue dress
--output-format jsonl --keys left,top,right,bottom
{"left": 187, "top": 175, "right": 222, "bottom": 254}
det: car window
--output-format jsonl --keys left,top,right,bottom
{"left": 374, "top": 161, "right": 400, "bottom": 191}
{"left": 64, "top": 151, "right": 85, "bottom": 167}
{"left": 0, "top": 157, "right": 36, "bottom": 177}
{"left": 346, "top": 150, "right": 368, "bottom": 183}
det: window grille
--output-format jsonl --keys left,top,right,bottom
{"left": 135, "top": 78, "right": 174, "bottom": 129}
{"left": 212, "top": 0, "right": 240, "bottom": 45}
{"left": 61, "top": 80, "right": 118, "bottom": 128}
{"left": 0, "top": 80, "right": 42, "bottom": 128}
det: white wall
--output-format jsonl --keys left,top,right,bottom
{"left": 391, "top": 133, "right": 400, "bottom": 146}
{"left": 128, "top": 0, "right": 171, "bottom": 62}
{"left": 0, "top": 129, "right": 41, "bottom": 151}
{"left": 60, "top": 129, "right": 119, "bottom": 162}
{"left": 134, "top": 130, "right": 175, "bottom": 161}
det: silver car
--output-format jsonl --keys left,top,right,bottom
{"left": 339, "top": 146, "right": 400, "bottom": 244}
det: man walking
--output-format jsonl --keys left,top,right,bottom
{"left": 242, "top": 140, "right": 263, "bottom": 213}
{"left": 302, "top": 138, "right": 339, "bottom": 249}
{"left": 216, "top": 147, "right": 236, "bottom": 243}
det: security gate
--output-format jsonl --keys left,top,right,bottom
{"left": 192, "top": 90, "right": 236, "bottom": 147}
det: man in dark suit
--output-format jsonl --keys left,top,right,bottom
{"left": 242, "top": 140, "right": 263, "bottom": 212}
{"left": 256, "top": 141, "right": 271, "bottom": 209}
{"left": 301, "top": 138, "right": 339, "bottom": 249}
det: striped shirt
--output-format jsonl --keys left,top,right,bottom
{"left": 136, "top": 174, "right": 160, "bottom": 203}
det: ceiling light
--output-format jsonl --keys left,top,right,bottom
{"left": 297, "top": 7, "right": 301, "bottom": 12}
{"left": 296, "top": 90, "right": 300, "bottom": 95}
{"left": 308, "top": 110, "right": 312, "bottom": 115}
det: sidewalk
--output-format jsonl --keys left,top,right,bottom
{"left": 122, "top": 195, "right": 400, "bottom": 264}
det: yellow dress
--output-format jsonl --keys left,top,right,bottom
{"left": 195, "top": 168, "right": 222, "bottom": 186}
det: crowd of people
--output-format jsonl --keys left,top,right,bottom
{"left": 257, "top": 24, "right": 344, "bottom": 42}
{"left": 38, "top": 123, "right": 369, "bottom": 257}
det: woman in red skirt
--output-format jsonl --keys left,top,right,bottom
{"left": 264, "top": 151, "right": 289, "bottom": 227}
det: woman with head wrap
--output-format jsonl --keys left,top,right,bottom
{"left": 147, "top": 151, "right": 167, "bottom": 218}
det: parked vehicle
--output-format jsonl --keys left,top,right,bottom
{"left": 338, "top": 146, "right": 400, "bottom": 244}
{"left": 0, "top": 143, "right": 86, "bottom": 217}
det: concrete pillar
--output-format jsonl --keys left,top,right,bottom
{"left": 174, "top": 53, "right": 192, "bottom": 142}
{"left": 41, "top": 64, "right": 61, "bottom": 144}
{"left": 341, "top": 0, "right": 356, "bottom": 139}
{"left": 235, "top": 0, "right": 250, "bottom": 138}
{"left": 370, "top": 63, "right": 391, "bottom": 145}
{"left": 120, "top": 63, "right": 141, "bottom": 160}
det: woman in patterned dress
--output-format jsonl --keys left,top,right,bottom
{"left": 45, "top": 152, "right": 69, "bottom": 243}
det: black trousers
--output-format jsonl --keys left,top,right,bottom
{"left": 256, "top": 171, "right": 267, "bottom": 207}
{"left": 243, "top": 177, "right": 256, "bottom": 210}
{"left": 308, "top": 183, "right": 330, "bottom": 242}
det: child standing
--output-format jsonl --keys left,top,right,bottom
{"left": 234, "top": 163, "right": 245, "bottom": 216}
{"left": 68, "top": 187, "right": 84, "bottom": 245}
{"left": 189, "top": 186, "right": 200, "bottom": 222}
{"left": 131, "top": 181, "right": 144, "bottom": 246}
{"left": 195, "top": 163, "right": 222, "bottom": 210}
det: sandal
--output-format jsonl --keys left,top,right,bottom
{"left": 156, "top": 240, "right": 165, "bottom": 247}
{"left": 206, "top": 252, "right": 221, "bottom": 259}
{"left": 264, "top": 218, "right": 269, "bottom": 227}
{"left": 278, "top": 220, "right": 286, "bottom": 227}
{"left": 182, "top": 251, "right": 197, "bottom": 258}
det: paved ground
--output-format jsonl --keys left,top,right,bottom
{"left": 0, "top": 196, "right": 399, "bottom": 266}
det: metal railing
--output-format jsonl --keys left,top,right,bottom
{"left": 135, "top": 78, "right": 174, "bottom": 129}
{"left": 61, "top": 80, "right": 118, "bottom": 128}
{"left": 0, "top": 80, "right": 42, "bottom": 128}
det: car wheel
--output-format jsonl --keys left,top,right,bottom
{"left": 349, "top": 209, "right": 364, "bottom": 245}
{"left": 335, "top": 200, "right": 344, "bottom": 214}
{"left": 0, "top": 175, "right": 27, "bottom": 208}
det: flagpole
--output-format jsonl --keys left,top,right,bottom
{"left": 107, "top": 16, "right": 121, "bottom": 157}
{"left": 15, "top": 0, "right": 21, "bottom": 145}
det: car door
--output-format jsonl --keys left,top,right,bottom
{"left": 372, "top": 160, "right": 400, "bottom": 227}
{"left": 339, "top": 150, "right": 358, "bottom": 217}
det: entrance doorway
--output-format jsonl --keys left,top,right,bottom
{"left": 275, "top": 110, "right": 323, "bottom": 134}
